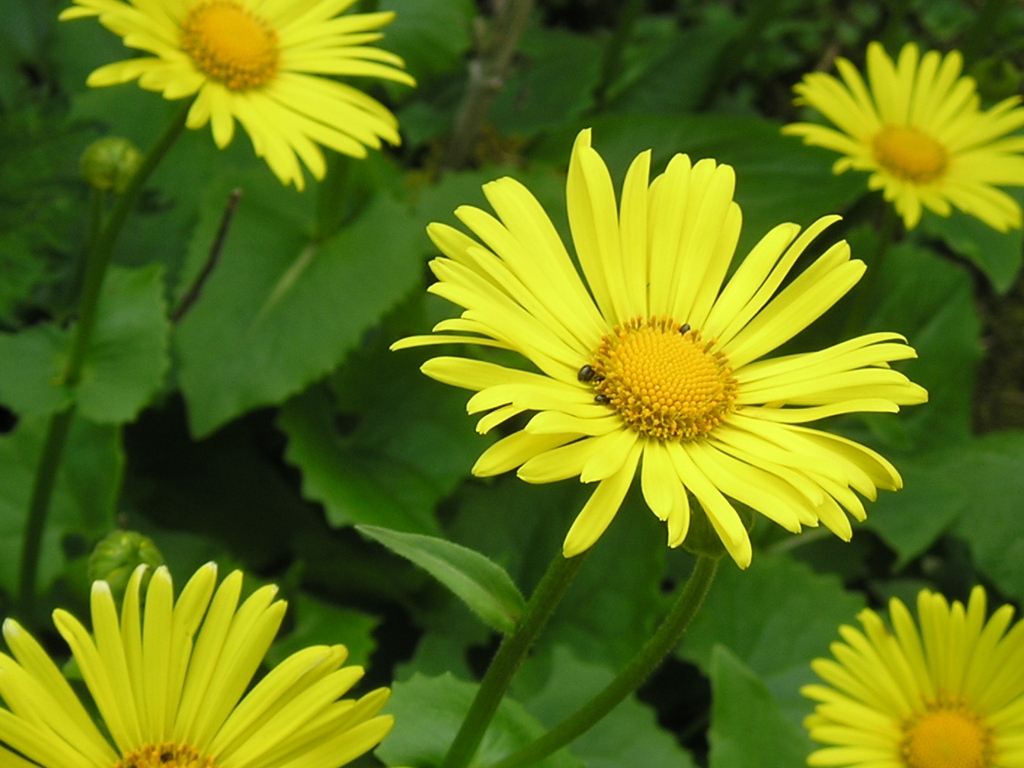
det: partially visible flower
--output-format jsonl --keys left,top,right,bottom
{"left": 60, "top": 0, "right": 415, "bottom": 189}
{"left": 393, "top": 128, "right": 926, "bottom": 568}
{"left": 804, "top": 586, "right": 1024, "bottom": 768}
{"left": 0, "top": 563, "right": 392, "bottom": 768}
{"left": 783, "top": 41, "right": 1024, "bottom": 231}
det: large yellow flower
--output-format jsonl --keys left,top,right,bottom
{"left": 393, "top": 129, "right": 926, "bottom": 568}
{"left": 0, "top": 563, "right": 392, "bottom": 768}
{"left": 59, "top": 0, "right": 415, "bottom": 190}
{"left": 783, "top": 41, "right": 1024, "bottom": 231}
{"left": 804, "top": 586, "right": 1024, "bottom": 768}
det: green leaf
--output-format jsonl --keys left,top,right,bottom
{"left": 359, "top": 524, "right": 526, "bottom": 634}
{"left": 918, "top": 189, "right": 1024, "bottom": 293}
{"left": 377, "top": 672, "right": 582, "bottom": 768}
{"left": 0, "top": 265, "right": 170, "bottom": 423}
{"left": 610, "top": 11, "right": 743, "bottom": 113}
{"left": 0, "top": 414, "right": 123, "bottom": 595}
{"left": 0, "top": 324, "right": 71, "bottom": 417}
{"left": 76, "top": 264, "right": 170, "bottom": 423}
{"left": 523, "top": 646, "right": 699, "bottom": 768}
{"left": 864, "top": 239, "right": 982, "bottom": 450}
{"left": 277, "top": 325, "right": 490, "bottom": 535}
{"left": 267, "top": 593, "right": 379, "bottom": 668}
{"left": 679, "top": 553, "right": 863, "bottom": 726}
{"left": 870, "top": 431, "right": 1024, "bottom": 601}
{"left": 175, "top": 173, "right": 423, "bottom": 437}
{"left": 707, "top": 646, "right": 811, "bottom": 768}
{"left": 491, "top": 26, "right": 603, "bottom": 137}
{"left": 378, "top": 0, "right": 474, "bottom": 89}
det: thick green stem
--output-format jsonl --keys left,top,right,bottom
{"left": 486, "top": 555, "right": 720, "bottom": 768}
{"left": 61, "top": 102, "right": 190, "bottom": 386}
{"left": 17, "top": 102, "right": 190, "bottom": 606}
{"left": 17, "top": 408, "right": 75, "bottom": 608}
{"left": 439, "top": 551, "right": 588, "bottom": 768}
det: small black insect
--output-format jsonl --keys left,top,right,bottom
{"left": 679, "top": 323, "right": 691, "bottom": 334}
{"left": 578, "top": 364, "right": 597, "bottom": 383}
{"left": 594, "top": 394, "right": 611, "bottom": 404}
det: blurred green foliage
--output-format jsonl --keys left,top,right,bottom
{"left": 1, "top": 0, "right": 1024, "bottom": 765}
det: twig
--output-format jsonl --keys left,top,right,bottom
{"left": 171, "top": 188, "right": 242, "bottom": 324}
{"left": 442, "top": 0, "right": 535, "bottom": 171}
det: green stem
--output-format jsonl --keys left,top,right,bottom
{"left": 592, "top": 0, "right": 644, "bottom": 111}
{"left": 17, "top": 102, "right": 190, "bottom": 606}
{"left": 439, "top": 551, "right": 588, "bottom": 768}
{"left": 843, "top": 203, "right": 899, "bottom": 336}
{"left": 697, "top": 0, "right": 783, "bottom": 109}
{"left": 17, "top": 408, "right": 75, "bottom": 609}
{"left": 62, "top": 101, "right": 190, "bottom": 386}
{"left": 486, "top": 555, "right": 720, "bottom": 768}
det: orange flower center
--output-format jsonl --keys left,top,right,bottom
{"left": 587, "top": 317, "right": 737, "bottom": 441}
{"left": 873, "top": 125, "right": 949, "bottom": 184}
{"left": 181, "top": 0, "right": 279, "bottom": 91}
{"left": 117, "top": 743, "right": 216, "bottom": 768}
{"left": 901, "top": 704, "right": 992, "bottom": 768}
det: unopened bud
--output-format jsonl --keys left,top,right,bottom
{"left": 970, "top": 57, "right": 1022, "bottom": 103}
{"left": 79, "top": 136, "right": 142, "bottom": 193}
{"left": 88, "top": 530, "right": 164, "bottom": 598}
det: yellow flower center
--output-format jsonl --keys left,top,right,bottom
{"left": 873, "top": 125, "right": 949, "bottom": 184}
{"left": 116, "top": 743, "right": 216, "bottom": 768}
{"left": 180, "top": 0, "right": 279, "bottom": 91}
{"left": 901, "top": 705, "right": 992, "bottom": 768}
{"left": 588, "top": 317, "right": 737, "bottom": 441}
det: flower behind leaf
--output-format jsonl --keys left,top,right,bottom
{"left": 783, "top": 41, "right": 1024, "bottom": 231}
{"left": 804, "top": 586, "right": 1024, "bottom": 768}
{"left": 0, "top": 563, "right": 392, "bottom": 768}
{"left": 60, "top": 0, "right": 415, "bottom": 189}
{"left": 393, "top": 128, "right": 927, "bottom": 568}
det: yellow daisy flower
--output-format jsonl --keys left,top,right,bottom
{"left": 0, "top": 563, "right": 393, "bottom": 768}
{"left": 59, "top": 0, "right": 415, "bottom": 190}
{"left": 783, "top": 41, "right": 1024, "bottom": 231}
{"left": 393, "top": 129, "right": 927, "bottom": 568}
{"left": 804, "top": 586, "right": 1024, "bottom": 768}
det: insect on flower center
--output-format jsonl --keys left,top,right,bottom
{"left": 116, "top": 742, "right": 216, "bottom": 768}
{"left": 901, "top": 704, "right": 992, "bottom": 768}
{"left": 873, "top": 125, "right": 949, "bottom": 184}
{"left": 181, "top": 0, "right": 279, "bottom": 91}
{"left": 586, "top": 317, "right": 738, "bottom": 441}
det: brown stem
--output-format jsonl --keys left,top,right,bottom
{"left": 442, "top": 0, "right": 535, "bottom": 170}
{"left": 171, "top": 188, "right": 242, "bottom": 324}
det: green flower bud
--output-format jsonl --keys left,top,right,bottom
{"left": 79, "top": 136, "right": 142, "bottom": 193}
{"left": 88, "top": 531, "right": 164, "bottom": 599}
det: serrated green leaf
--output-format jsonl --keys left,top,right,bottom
{"left": 679, "top": 553, "right": 863, "bottom": 726}
{"left": 359, "top": 524, "right": 526, "bottom": 634}
{"left": 918, "top": 190, "right": 1024, "bottom": 293}
{"left": 522, "top": 646, "right": 698, "bottom": 768}
{"left": 708, "top": 646, "right": 811, "bottom": 768}
{"left": 0, "top": 414, "right": 123, "bottom": 595}
{"left": 76, "top": 264, "right": 170, "bottom": 423}
{"left": 870, "top": 431, "right": 1024, "bottom": 601}
{"left": 377, "top": 672, "right": 582, "bottom": 768}
{"left": 0, "top": 265, "right": 169, "bottom": 423}
{"left": 267, "top": 593, "right": 379, "bottom": 668}
{"left": 175, "top": 173, "right": 423, "bottom": 437}
{"left": 0, "top": 324, "right": 71, "bottom": 416}
{"left": 531, "top": 114, "right": 865, "bottom": 255}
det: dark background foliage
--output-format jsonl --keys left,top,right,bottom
{"left": 2, "top": 0, "right": 1024, "bottom": 764}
